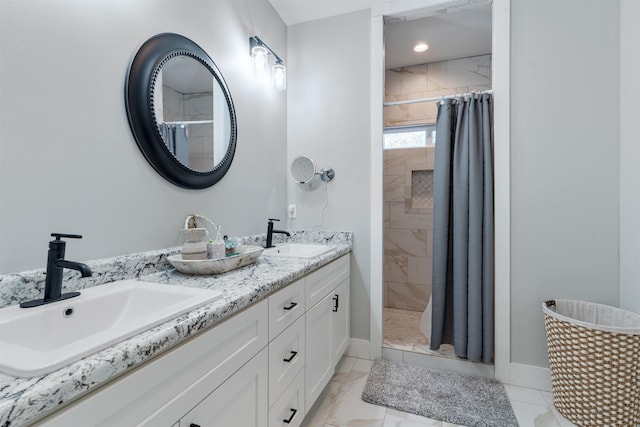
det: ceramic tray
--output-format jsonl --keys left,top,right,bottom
{"left": 168, "top": 245, "right": 264, "bottom": 275}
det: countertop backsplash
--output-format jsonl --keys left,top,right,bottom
{"left": 0, "top": 230, "right": 353, "bottom": 309}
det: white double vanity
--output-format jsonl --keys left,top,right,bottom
{"left": 0, "top": 232, "right": 352, "bottom": 427}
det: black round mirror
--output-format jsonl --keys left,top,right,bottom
{"left": 125, "top": 33, "right": 237, "bottom": 189}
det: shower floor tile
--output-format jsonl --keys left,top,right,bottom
{"left": 383, "top": 307, "right": 456, "bottom": 359}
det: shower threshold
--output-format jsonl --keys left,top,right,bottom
{"left": 383, "top": 307, "right": 456, "bottom": 359}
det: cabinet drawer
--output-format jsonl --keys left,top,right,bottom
{"left": 305, "top": 254, "right": 350, "bottom": 308}
{"left": 268, "top": 369, "right": 305, "bottom": 427}
{"left": 269, "top": 278, "right": 305, "bottom": 340}
{"left": 268, "top": 315, "right": 305, "bottom": 408}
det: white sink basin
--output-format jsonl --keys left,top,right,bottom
{"left": 0, "top": 280, "right": 222, "bottom": 377}
{"left": 262, "top": 244, "right": 334, "bottom": 258}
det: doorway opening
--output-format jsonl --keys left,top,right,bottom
{"left": 381, "top": 3, "right": 493, "bottom": 363}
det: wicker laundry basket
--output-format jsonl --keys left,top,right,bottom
{"left": 543, "top": 300, "right": 640, "bottom": 427}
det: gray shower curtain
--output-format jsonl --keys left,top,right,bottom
{"left": 159, "top": 123, "right": 189, "bottom": 165}
{"left": 429, "top": 93, "right": 494, "bottom": 363}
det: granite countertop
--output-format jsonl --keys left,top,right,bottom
{"left": 0, "top": 231, "right": 351, "bottom": 427}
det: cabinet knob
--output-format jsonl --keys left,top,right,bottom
{"left": 283, "top": 408, "right": 298, "bottom": 424}
{"left": 283, "top": 301, "right": 298, "bottom": 311}
{"left": 332, "top": 294, "right": 339, "bottom": 312}
{"left": 283, "top": 350, "right": 298, "bottom": 363}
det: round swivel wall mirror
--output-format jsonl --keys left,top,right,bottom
{"left": 291, "top": 156, "right": 335, "bottom": 184}
{"left": 125, "top": 33, "right": 237, "bottom": 189}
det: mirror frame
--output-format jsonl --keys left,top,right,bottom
{"left": 125, "top": 33, "right": 237, "bottom": 189}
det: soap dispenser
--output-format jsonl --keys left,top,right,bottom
{"left": 210, "top": 226, "right": 226, "bottom": 259}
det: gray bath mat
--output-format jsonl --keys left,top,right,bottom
{"left": 362, "top": 359, "right": 518, "bottom": 427}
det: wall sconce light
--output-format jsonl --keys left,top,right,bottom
{"left": 250, "top": 36, "right": 286, "bottom": 91}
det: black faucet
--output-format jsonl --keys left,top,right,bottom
{"left": 266, "top": 218, "right": 290, "bottom": 248}
{"left": 20, "top": 233, "right": 92, "bottom": 308}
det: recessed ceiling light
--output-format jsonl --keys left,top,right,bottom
{"left": 413, "top": 42, "right": 429, "bottom": 53}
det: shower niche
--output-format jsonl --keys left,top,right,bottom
{"left": 411, "top": 170, "right": 434, "bottom": 209}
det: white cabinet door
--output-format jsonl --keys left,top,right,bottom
{"left": 331, "top": 277, "right": 350, "bottom": 368}
{"left": 305, "top": 292, "right": 333, "bottom": 413}
{"left": 179, "top": 348, "right": 268, "bottom": 427}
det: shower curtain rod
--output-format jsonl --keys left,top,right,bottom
{"left": 162, "top": 120, "right": 214, "bottom": 125}
{"left": 383, "top": 89, "right": 493, "bottom": 107}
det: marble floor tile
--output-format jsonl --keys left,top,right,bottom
{"left": 383, "top": 408, "right": 443, "bottom": 426}
{"left": 543, "top": 405, "right": 578, "bottom": 427}
{"left": 335, "top": 355, "right": 357, "bottom": 373}
{"left": 325, "top": 371, "right": 386, "bottom": 427}
{"left": 352, "top": 358, "right": 374, "bottom": 372}
{"left": 537, "top": 390, "right": 578, "bottom": 426}
{"left": 510, "top": 401, "right": 561, "bottom": 427}
{"left": 504, "top": 384, "right": 548, "bottom": 406}
{"left": 301, "top": 375, "right": 343, "bottom": 427}
{"left": 540, "top": 391, "right": 553, "bottom": 407}
{"left": 302, "top": 355, "right": 573, "bottom": 427}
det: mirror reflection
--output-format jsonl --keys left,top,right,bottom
{"left": 152, "top": 56, "right": 231, "bottom": 173}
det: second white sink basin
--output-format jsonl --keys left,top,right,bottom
{"left": 0, "top": 280, "right": 222, "bottom": 377}
{"left": 262, "top": 243, "right": 334, "bottom": 258}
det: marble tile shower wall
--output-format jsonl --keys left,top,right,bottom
{"left": 383, "top": 54, "right": 492, "bottom": 311}
{"left": 384, "top": 147, "right": 435, "bottom": 311}
{"left": 384, "top": 54, "right": 492, "bottom": 127}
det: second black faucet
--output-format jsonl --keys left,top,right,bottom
{"left": 266, "top": 218, "right": 290, "bottom": 248}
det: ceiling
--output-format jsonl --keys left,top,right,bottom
{"left": 267, "top": 0, "right": 492, "bottom": 69}
{"left": 384, "top": 5, "right": 491, "bottom": 69}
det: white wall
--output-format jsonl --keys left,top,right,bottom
{"left": 510, "top": 0, "right": 620, "bottom": 367}
{"left": 619, "top": 0, "right": 640, "bottom": 314}
{"left": 287, "top": 10, "right": 372, "bottom": 341}
{"left": 0, "top": 0, "right": 287, "bottom": 273}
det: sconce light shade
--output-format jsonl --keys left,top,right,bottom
{"left": 251, "top": 45, "right": 268, "bottom": 73}
{"left": 272, "top": 63, "right": 286, "bottom": 91}
{"left": 250, "top": 35, "right": 286, "bottom": 91}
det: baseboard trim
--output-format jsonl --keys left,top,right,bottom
{"left": 370, "top": 343, "right": 553, "bottom": 392}
{"left": 346, "top": 338, "right": 371, "bottom": 359}
{"left": 508, "top": 362, "right": 552, "bottom": 391}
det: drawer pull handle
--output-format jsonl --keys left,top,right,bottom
{"left": 332, "top": 294, "right": 339, "bottom": 312}
{"left": 283, "top": 408, "right": 298, "bottom": 424}
{"left": 283, "top": 302, "right": 298, "bottom": 311}
{"left": 190, "top": 424, "right": 201, "bottom": 427}
{"left": 283, "top": 350, "right": 298, "bottom": 363}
